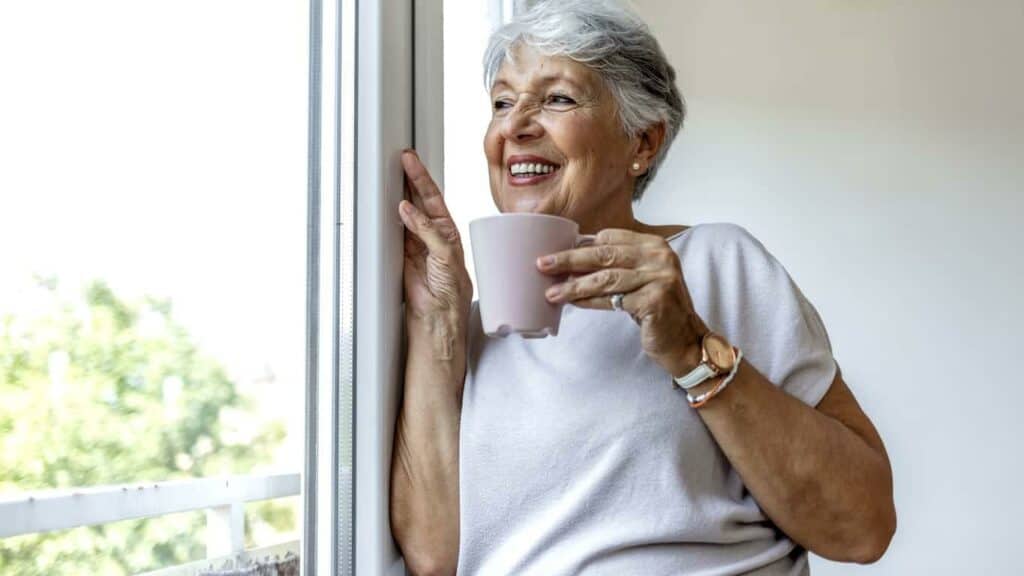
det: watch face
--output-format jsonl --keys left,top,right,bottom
{"left": 704, "top": 333, "right": 736, "bottom": 372}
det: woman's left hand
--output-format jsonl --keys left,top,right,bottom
{"left": 537, "top": 228, "right": 707, "bottom": 377}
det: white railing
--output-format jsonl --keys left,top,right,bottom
{"left": 0, "top": 472, "right": 301, "bottom": 562}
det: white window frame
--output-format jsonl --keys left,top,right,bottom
{"left": 353, "top": 0, "right": 444, "bottom": 573}
{"left": 306, "top": 0, "right": 353, "bottom": 573}
{"left": 314, "top": 0, "right": 533, "bottom": 572}
{"left": 307, "top": 0, "right": 444, "bottom": 574}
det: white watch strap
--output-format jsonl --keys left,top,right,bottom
{"left": 686, "top": 348, "right": 744, "bottom": 405}
{"left": 673, "top": 362, "right": 718, "bottom": 390}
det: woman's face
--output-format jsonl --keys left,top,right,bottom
{"left": 484, "top": 45, "right": 638, "bottom": 228}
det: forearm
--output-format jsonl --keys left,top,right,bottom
{"left": 693, "top": 360, "right": 895, "bottom": 563}
{"left": 391, "top": 314, "right": 465, "bottom": 576}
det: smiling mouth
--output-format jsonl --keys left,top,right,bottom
{"left": 507, "top": 161, "right": 561, "bottom": 185}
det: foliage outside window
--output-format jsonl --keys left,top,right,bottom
{"left": 0, "top": 278, "right": 293, "bottom": 575}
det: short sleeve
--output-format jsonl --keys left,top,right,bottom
{"left": 677, "top": 223, "right": 838, "bottom": 407}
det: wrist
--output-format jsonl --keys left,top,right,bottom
{"left": 668, "top": 343, "right": 703, "bottom": 379}
{"left": 667, "top": 313, "right": 710, "bottom": 377}
{"left": 686, "top": 375, "right": 723, "bottom": 398}
{"left": 407, "top": 305, "right": 467, "bottom": 333}
{"left": 670, "top": 329, "right": 741, "bottom": 399}
{"left": 686, "top": 350, "right": 743, "bottom": 408}
{"left": 407, "top": 309, "right": 468, "bottom": 362}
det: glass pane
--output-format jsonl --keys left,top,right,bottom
{"left": 0, "top": 0, "right": 309, "bottom": 573}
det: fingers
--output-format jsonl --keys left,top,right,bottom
{"left": 537, "top": 232, "right": 680, "bottom": 277}
{"left": 398, "top": 199, "right": 461, "bottom": 262}
{"left": 538, "top": 228, "right": 685, "bottom": 325}
{"left": 571, "top": 289, "right": 641, "bottom": 316}
{"left": 569, "top": 290, "right": 647, "bottom": 326}
{"left": 404, "top": 226, "right": 426, "bottom": 259}
{"left": 568, "top": 283, "right": 667, "bottom": 326}
{"left": 398, "top": 151, "right": 464, "bottom": 269}
{"left": 401, "top": 150, "right": 452, "bottom": 220}
{"left": 537, "top": 244, "right": 642, "bottom": 274}
{"left": 545, "top": 268, "right": 656, "bottom": 303}
{"left": 594, "top": 228, "right": 664, "bottom": 246}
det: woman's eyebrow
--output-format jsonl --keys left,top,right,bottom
{"left": 491, "top": 74, "right": 587, "bottom": 94}
{"left": 534, "top": 74, "right": 585, "bottom": 91}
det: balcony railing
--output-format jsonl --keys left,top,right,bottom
{"left": 0, "top": 472, "right": 301, "bottom": 574}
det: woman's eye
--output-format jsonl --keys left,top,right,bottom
{"left": 548, "top": 94, "right": 576, "bottom": 105}
{"left": 493, "top": 99, "right": 513, "bottom": 111}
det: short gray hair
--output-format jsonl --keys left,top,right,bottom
{"left": 484, "top": 0, "right": 685, "bottom": 199}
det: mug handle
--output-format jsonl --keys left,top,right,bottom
{"left": 575, "top": 234, "right": 597, "bottom": 247}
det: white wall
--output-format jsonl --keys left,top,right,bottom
{"left": 443, "top": 0, "right": 504, "bottom": 301}
{"left": 631, "top": 1, "right": 1024, "bottom": 574}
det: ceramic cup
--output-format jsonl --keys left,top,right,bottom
{"left": 469, "top": 213, "right": 594, "bottom": 338}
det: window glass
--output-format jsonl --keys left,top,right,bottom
{"left": 0, "top": 0, "right": 308, "bottom": 573}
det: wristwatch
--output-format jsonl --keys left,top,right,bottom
{"left": 672, "top": 331, "right": 739, "bottom": 391}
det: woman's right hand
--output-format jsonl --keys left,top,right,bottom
{"left": 398, "top": 150, "right": 472, "bottom": 330}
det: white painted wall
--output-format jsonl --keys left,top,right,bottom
{"left": 630, "top": 1, "right": 1024, "bottom": 574}
{"left": 443, "top": 0, "right": 504, "bottom": 301}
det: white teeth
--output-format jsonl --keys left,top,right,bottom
{"left": 510, "top": 162, "right": 557, "bottom": 176}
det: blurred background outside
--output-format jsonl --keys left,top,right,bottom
{"left": 0, "top": 1, "right": 309, "bottom": 573}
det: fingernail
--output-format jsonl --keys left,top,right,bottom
{"left": 400, "top": 201, "right": 413, "bottom": 215}
{"left": 546, "top": 285, "right": 561, "bottom": 300}
{"left": 537, "top": 255, "right": 554, "bottom": 268}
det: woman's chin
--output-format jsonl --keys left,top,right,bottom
{"left": 500, "top": 192, "right": 559, "bottom": 216}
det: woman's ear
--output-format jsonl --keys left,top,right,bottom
{"left": 632, "top": 122, "right": 666, "bottom": 174}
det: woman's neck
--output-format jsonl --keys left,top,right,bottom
{"left": 577, "top": 201, "right": 687, "bottom": 240}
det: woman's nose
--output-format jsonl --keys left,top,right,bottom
{"left": 501, "top": 103, "right": 543, "bottom": 142}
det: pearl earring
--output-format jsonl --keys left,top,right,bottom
{"left": 632, "top": 161, "right": 641, "bottom": 171}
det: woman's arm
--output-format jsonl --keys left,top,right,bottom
{"left": 687, "top": 360, "right": 896, "bottom": 563}
{"left": 537, "top": 226, "right": 896, "bottom": 563}
{"left": 391, "top": 311, "right": 465, "bottom": 576}
{"left": 390, "top": 151, "right": 471, "bottom": 576}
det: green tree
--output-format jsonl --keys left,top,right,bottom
{"left": 0, "top": 278, "right": 291, "bottom": 575}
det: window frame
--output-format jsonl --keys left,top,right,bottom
{"left": 306, "top": 0, "right": 445, "bottom": 574}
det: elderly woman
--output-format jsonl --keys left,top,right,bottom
{"left": 391, "top": 1, "right": 896, "bottom": 575}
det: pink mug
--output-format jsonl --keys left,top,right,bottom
{"left": 469, "top": 213, "right": 594, "bottom": 338}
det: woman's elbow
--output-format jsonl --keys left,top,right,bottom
{"left": 812, "top": 497, "right": 896, "bottom": 564}
{"left": 393, "top": 526, "right": 458, "bottom": 576}
{"left": 391, "top": 511, "right": 458, "bottom": 576}
{"left": 848, "top": 502, "right": 897, "bottom": 564}
{"left": 403, "top": 551, "right": 457, "bottom": 576}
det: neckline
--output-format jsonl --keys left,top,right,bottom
{"left": 664, "top": 225, "right": 694, "bottom": 243}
